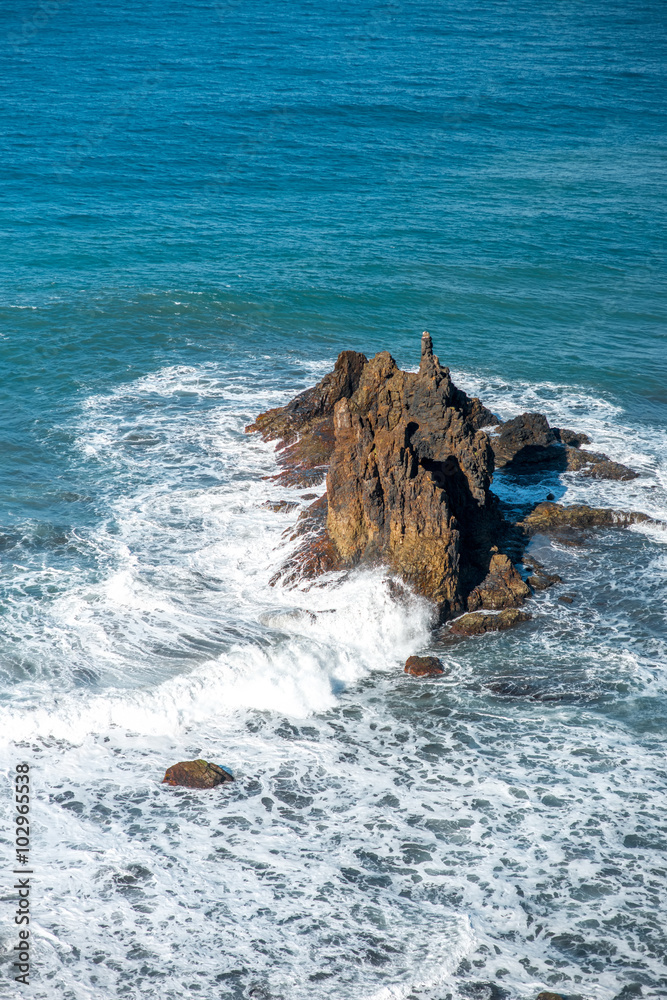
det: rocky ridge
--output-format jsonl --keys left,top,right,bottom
{"left": 248, "top": 335, "right": 650, "bottom": 632}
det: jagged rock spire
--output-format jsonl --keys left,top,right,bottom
{"left": 421, "top": 330, "right": 433, "bottom": 359}
{"left": 419, "top": 329, "right": 440, "bottom": 378}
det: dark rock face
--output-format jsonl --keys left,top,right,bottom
{"left": 553, "top": 427, "right": 591, "bottom": 448}
{"left": 162, "top": 759, "right": 234, "bottom": 788}
{"left": 247, "top": 350, "right": 368, "bottom": 447}
{"left": 404, "top": 654, "right": 445, "bottom": 677}
{"left": 325, "top": 334, "right": 500, "bottom": 616}
{"left": 490, "top": 412, "right": 558, "bottom": 468}
{"left": 489, "top": 411, "right": 637, "bottom": 480}
{"left": 246, "top": 351, "right": 368, "bottom": 488}
{"left": 450, "top": 609, "right": 531, "bottom": 635}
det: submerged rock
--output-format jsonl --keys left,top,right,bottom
{"left": 450, "top": 609, "right": 531, "bottom": 635}
{"left": 536, "top": 993, "right": 565, "bottom": 1000}
{"left": 404, "top": 655, "right": 445, "bottom": 676}
{"left": 162, "top": 759, "right": 234, "bottom": 789}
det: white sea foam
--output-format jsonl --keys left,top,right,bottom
{"left": 1, "top": 358, "right": 666, "bottom": 999}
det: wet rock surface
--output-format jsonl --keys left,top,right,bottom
{"left": 248, "top": 335, "right": 653, "bottom": 630}
{"left": 518, "top": 502, "right": 649, "bottom": 536}
{"left": 489, "top": 410, "right": 637, "bottom": 480}
{"left": 404, "top": 654, "right": 445, "bottom": 676}
{"left": 467, "top": 552, "right": 531, "bottom": 611}
{"left": 489, "top": 412, "right": 558, "bottom": 468}
{"left": 450, "top": 609, "right": 532, "bottom": 635}
{"left": 526, "top": 570, "right": 562, "bottom": 591}
{"left": 162, "top": 759, "right": 234, "bottom": 789}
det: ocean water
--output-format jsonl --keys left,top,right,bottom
{"left": 1, "top": 1, "right": 666, "bottom": 998}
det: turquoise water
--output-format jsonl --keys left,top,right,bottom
{"left": 1, "top": 2, "right": 666, "bottom": 998}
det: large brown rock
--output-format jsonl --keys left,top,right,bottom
{"left": 466, "top": 552, "right": 531, "bottom": 611}
{"left": 162, "top": 759, "right": 234, "bottom": 789}
{"left": 253, "top": 333, "right": 502, "bottom": 617}
{"left": 450, "top": 609, "right": 531, "bottom": 635}
{"left": 404, "top": 655, "right": 445, "bottom": 677}
{"left": 325, "top": 333, "right": 500, "bottom": 616}
{"left": 247, "top": 336, "right": 650, "bottom": 622}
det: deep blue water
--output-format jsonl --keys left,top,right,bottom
{"left": 1, "top": 2, "right": 666, "bottom": 999}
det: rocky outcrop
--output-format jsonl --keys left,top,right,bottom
{"left": 246, "top": 351, "right": 368, "bottom": 488}
{"left": 324, "top": 334, "right": 501, "bottom": 617}
{"left": 466, "top": 552, "right": 531, "bottom": 611}
{"left": 450, "top": 609, "right": 531, "bottom": 635}
{"left": 248, "top": 335, "right": 650, "bottom": 626}
{"left": 553, "top": 428, "right": 591, "bottom": 448}
{"left": 254, "top": 334, "right": 504, "bottom": 617}
{"left": 162, "top": 759, "right": 234, "bottom": 789}
{"left": 489, "top": 411, "right": 637, "bottom": 480}
{"left": 490, "top": 412, "right": 558, "bottom": 468}
{"left": 519, "top": 502, "right": 649, "bottom": 536}
{"left": 404, "top": 655, "right": 445, "bottom": 677}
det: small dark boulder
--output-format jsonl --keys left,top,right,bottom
{"left": 450, "top": 609, "right": 531, "bottom": 635}
{"left": 558, "top": 595, "right": 575, "bottom": 604}
{"left": 404, "top": 655, "right": 445, "bottom": 677}
{"left": 536, "top": 993, "right": 565, "bottom": 1000}
{"left": 162, "top": 759, "right": 234, "bottom": 788}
